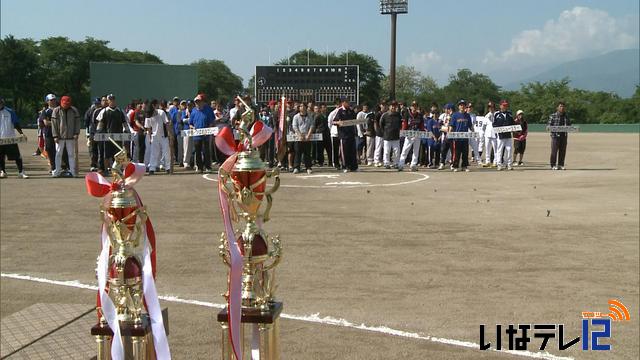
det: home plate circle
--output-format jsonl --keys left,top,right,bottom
{"left": 202, "top": 171, "right": 429, "bottom": 189}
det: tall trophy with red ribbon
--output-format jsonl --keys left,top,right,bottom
{"left": 216, "top": 97, "right": 282, "bottom": 360}
{"left": 86, "top": 140, "right": 170, "bottom": 360}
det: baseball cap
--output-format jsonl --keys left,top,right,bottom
{"left": 93, "top": 97, "right": 101, "bottom": 104}
{"left": 516, "top": 110, "right": 524, "bottom": 116}
{"left": 106, "top": 94, "right": 116, "bottom": 100}
{"left": 500, "top": 99, "right": 509, "bottom": 106}
{"left": 390, "top": 101, "right": 398, "bottom": 106}
{"left": 457, "top": 99, "right": 466, "bottom": 105}
{"left": 194, "top": 94, "right": 205, "bottom": 102}
{"left": 444, "top": 103, "right": 455, "bottom": 110}
{"left": 60, "top": 96, "right": 72, "bottom": 108}
{"left": 172, "top": 96, "right": 180, "bottom": 101}
{"left": 45, "top": 94, "right": 57, "bottom": 102}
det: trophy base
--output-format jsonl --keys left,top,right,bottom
{"left": 91, "top": 309, "right": 169, "bottom": 360}
{"left": 217, "top": 302, "right": 282, "bottom": 360}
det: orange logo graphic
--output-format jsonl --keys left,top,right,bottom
{"left": 582, "top": 299, "right": 630, "bottom": 321}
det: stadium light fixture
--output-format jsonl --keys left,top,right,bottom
{"left": 379, "top": 0, "right": 408, "bottom": 100}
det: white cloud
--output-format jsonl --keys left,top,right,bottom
{"left": 484, "top": 7, "right": 638, "bottom": 67}
{"left": 406, "top": 51, "right": 451, "bottom": 83}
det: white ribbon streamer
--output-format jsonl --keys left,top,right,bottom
{"left": 98, "top": 223, "right": 125, "bottom": 360}
{"left": 141, "top": 224, "right": 171, "bottom": 359}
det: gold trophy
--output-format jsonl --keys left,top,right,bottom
{"left": 88, "top": 142, "right": 168, "bottom": 360}
{"left": 217, "top": 97, "right": 283, "bottom": 359}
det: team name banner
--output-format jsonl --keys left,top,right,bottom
{"left": 548, "top": 126, "right": 579, "bottom": 133}
{"left": 93, "top": 133, "right": 135, "bottom": 141}
{"left": 336, "top": 119, "right": 367, "bottom": 126}
{"left": 493, "top": 125, "right": 522, "bottom": 134}
{"left": 0, "top": 136, "right": 27, "bottom": 145}
{"left": 447, "top": 132, "right": 480, "bottom": 139}
{"left": 286, "top": 133, "right": 323, "bottom": 142}
{"left": 182, "top": 127, "right": 218, "bottom": 137}
{"left": 183, "top": 127, "right": 241, "bottom": 139}
{"left": 400, "top": 130, "right": 432, "bottom": 139}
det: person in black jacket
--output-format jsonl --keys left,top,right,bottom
{"left": 334, "top": 98, "right": 358, "bottom": 172}
{"left": 380, "top": 101, "right": 402, "bottom": 169}
{"left": 493, "top": 99, "right": 514, "bottom": 170}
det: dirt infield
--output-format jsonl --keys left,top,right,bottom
{"left": 1, "top": 130, "right": 638, "bottom": 359}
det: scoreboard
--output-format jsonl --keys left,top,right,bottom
{"left": 255, "top": 65, "right": 359, "bottom": 105}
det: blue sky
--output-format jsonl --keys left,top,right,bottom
{"left": 1, "top": 0, "right": 638, "bottom": 85}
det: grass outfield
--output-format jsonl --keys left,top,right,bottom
{"left": 1, "top": 130, "right": 638, "bottom": 359}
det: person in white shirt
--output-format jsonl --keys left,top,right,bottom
{"left": 0, "top": 97, "right": 28, "bottom": 178}
{"left": 144, "top": 100, "right": 171, "bottom": 174}
{"left": 327, "top": 99, "right": 341, "bottom": 169}
{"left": 356, "top": 104, "right": 371, "bottom": 165}
{"left": 482, "top": 101, "right": 498, "bottom": 168}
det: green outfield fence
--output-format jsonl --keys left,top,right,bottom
{"left": 528, "top": 124, "right": 639, "bottom": 133}
{"left": 90, "top": 62, "right": 198, "bottom": 108}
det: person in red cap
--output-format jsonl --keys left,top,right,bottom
{"left": 493, "top": 99, "right": 515, "bottom": 170}
{"left": 51, "top": 95, "right": 81, "bottom": 177}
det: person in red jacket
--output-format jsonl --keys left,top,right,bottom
{"left": 396, "top": 103, "right": 424, "bottom": 171}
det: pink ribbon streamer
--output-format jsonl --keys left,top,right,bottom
{"left": 218, "top": 153, "right": 243, "bottom": 360}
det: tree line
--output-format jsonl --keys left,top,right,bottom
{"left": 1, "top": 36, "right": 638, "bottom": 125}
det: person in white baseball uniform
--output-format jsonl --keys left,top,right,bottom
{"left": 467, "top": 102, "right": 483, "bottom": 163}
{"left": 493, "top": 99, "right": 515, "bottom": 171}
{"left": 482, "top": 101, "right": 498, "bottom": 168}
{"left": 0, "top": 97, "right": 29, "bottom": 179}
{"left": 144, "top": 100, "right": 171, "bottom": 175}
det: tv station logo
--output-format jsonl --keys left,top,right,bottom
{"left": 479, "top": 299, "right": 630, "bottom": 352}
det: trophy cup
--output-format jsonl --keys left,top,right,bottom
{"left": 86, "top": 141, "right": 170, "bottom": 360}
{"left": 217, "top": 97, "right": 282, "bottom": 360}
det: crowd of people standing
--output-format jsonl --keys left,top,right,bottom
{"left": 0, "top": 92, "right": 573, "bottom": 178}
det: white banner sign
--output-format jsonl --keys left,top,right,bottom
{"left": 286, "top": 133, "right": 323, "bottom": 142}
{"left": 493, "top": 125, "right": 522, "bottom": 134}
{"left": 93, "top": 133, "right": 135, "bottom": 141}
{"left": 182, "top": 127, "right": 218, "bottom": 137}
{"left": 0, "top": 136, "right": 27, "bottom": 145}
{"left": 336, "top": 119, "right": 367, "bottom": 127}
{"left": 548, "top": 126, "right": 579, "bottom": 133}
{"left": 447, "top": 132, "right": 480, "bottom": 139}
{"left": 400, "top": 130, "right": 432, "bottom": 139}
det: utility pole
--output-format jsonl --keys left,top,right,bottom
{"left": 380, "top": 0, "right": 408, "bottom": 100}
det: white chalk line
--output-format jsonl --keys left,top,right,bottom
{"left": 1, "top": 273, "right": 572, "bottom": 360}
{"left": 202, "top": 171, "right": 429, "bottom": 189}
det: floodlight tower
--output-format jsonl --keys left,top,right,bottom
{"left": 380, "top": 0, "right": 408, "bottom": 100}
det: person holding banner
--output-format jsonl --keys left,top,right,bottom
{"left": 397, "top": 102, "right": 425, "bottom": 171}
{"left": 0, "top": 97, "right": 29, "bottom": 179}
{"left": 328, "top": 98, "right": 342, "bottom": 170}
{"left": 493, "top": 99, "right": 515, "bottom": 171}
{"left": 448, "top": 100, "right": 474, "bottom": 172}
{"left": 335, "top": 98, "right": 359, "bottom": 172}
{"left": 189, "top": 94, "right": 213, "bottom": 173}
{"left": 547, "top": 101, "right": 571, "bottom": 170}
{"left": 51, "top": 96, "right": 81, "bottom": 178}
{"left": 292, "top": 104, "right": 315, "bottom": 174}
{"left": 96, "top": 94, "right": 128, "bottom": 172}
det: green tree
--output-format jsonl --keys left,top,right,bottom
{"left": 191, "top": 59, "right": 243, "bottom": 105}
{"left": 381, "top": 65, "right": 440, "bottom": 105}
{"left": 442, "top": 69, "right": 501, "bottom": 109}
{"left": 0, "top": 36, "right": 44, "bottom": 121}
